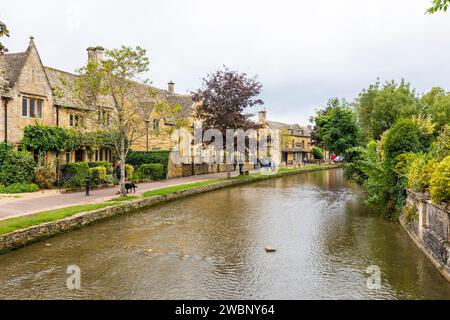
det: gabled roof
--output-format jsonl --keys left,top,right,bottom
{"left": 3, "top": 52, "right": 28, "bottom": 87}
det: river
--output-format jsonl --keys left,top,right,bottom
{"left": 1, "top": 168, "right": 450, "bottom": 299}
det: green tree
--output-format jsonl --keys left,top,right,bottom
{"left": 427, "top": 0, "right": 450, "bottom": 14}
{"left": 355, "top": 79, "right": 419, "bottom": 140}
{"left": 65, "top": 46, "right": 182, "bottom": 195}
{"left": 420, "top": 87, "right": 450, "bottom": 132}
{"left": 0, "top": 21, "right": 9, "bottom": 53}
{"left": 312, "top": 98, "right": 360, "bottom": 156}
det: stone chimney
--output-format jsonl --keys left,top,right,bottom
{"left": 87, "top": 46, "right": 105, "bottom": 64}
{"left": 258, "top": 109, "right": 267, "bottom": 122}
{"left": 168, "top": 81, "right": 175, "bottom": 95}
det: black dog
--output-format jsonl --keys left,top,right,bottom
{"left": 125, "top": 182, "right": 138, "bottom": 194}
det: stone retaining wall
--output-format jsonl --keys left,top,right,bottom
{"left": 400, "top": 190, "right": 450, "bottom": 281}
{"left": 0, "top": 165, "right": 341, "bottom": 254}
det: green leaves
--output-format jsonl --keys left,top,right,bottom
{"left": 426, "top": 0, "right": 450, "bottom": 14}
{"left": 0, "top": 21, "right": 9, "bottom": 53}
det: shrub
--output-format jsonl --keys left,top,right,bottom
{"left": 88, "top": 161, "right": 113, "bottom": 173}
{"left": 312, "top": 147, "right": 324, "bottom": 160}
{"left": 126, "top": 150, "right": 169, "bottom": 175}
{"left": 383, "top": 119, "right": 423, "bottom": 163}
{"left": 0, "top": 183, "right": 39, "bottom": 194}
{"left": 61, "top": 162, "right": 89, "bottom": 188}
{"left": 430, "top": 125, "right": 450, "bottom": 161}
{"left": 34, "top": 165, "right": 56, "bottom": 189}
{"left": 0, "top": 143, "right": 35, "bottom": 186}
{"left": 407, "top": 156, "right": 436, "bottom": 193}
{"left": 125, "top": 164, "right": 134, "bottom": 180}
{"left": 430, "top": 156, "right": 450, "bottom": 204}
{"left": 404, "top": 204, "right": 419, "bottom": 225}
{"left": 105, "top": 174, "right": 116, "bottom": 185}
{"left": 139, "top": 163, "right": 165, "bottom": 180}
{"left": 89, "top": 166, "right": 107, "bottom": 185}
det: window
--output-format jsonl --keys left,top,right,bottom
{"left": 21, "top": 97, "right": 43, "bottom": 118}
{"left": 153, "top": 118, "right": 160, "bottom": 131}
{"left": 37, "top": 100, "right": 42, "bottom": 118}
{"left": 70, "top": 114, "right": 81, "bottom": 127}
{"left": 66, "top": 152, "right": 71, "bottom": 163}
{"left": 22, "top": 97, "right": 28, "bottom": 116}
{"left": 95, "top": 150, "right": 99, "bottom": 161}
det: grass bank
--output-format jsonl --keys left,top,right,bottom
{"left": 0, "top": 164, "right": 341, "bottom": 238}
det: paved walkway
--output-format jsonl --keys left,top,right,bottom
{"left": 0, "top": 171, "right": 241, "bottom": 220}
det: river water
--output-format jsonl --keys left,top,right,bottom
{"left": 1, "top": 168, "right": 450, "bottom": 299}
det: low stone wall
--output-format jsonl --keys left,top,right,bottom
{"left": 400, "top": 190, "right": 450, "bottom": 281}
{"left": 0, "top": 165, "right": 341, "bottom": 254}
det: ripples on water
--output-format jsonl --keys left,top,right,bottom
{"left": 1, "top": 169, "right": 450, "bottom": 299}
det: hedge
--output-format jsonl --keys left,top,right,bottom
{"left": 89, "top": 166, "right": 107, "bottom": 185}
{"left": 60, "top": 162, "right": 89, "bottom": 188}
{"left": 0, "top": 142, "right": 35, "bottom": 186}
{"left": 0, "top": 183, "right": 39, "bottom": 194}
{"left": 126, "top": 150, "right": 170, "bottom": 175}
{"left": 139, "top": 163, "right": 165, "bottom": 180}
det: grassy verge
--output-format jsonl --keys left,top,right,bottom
{"left": 143, "top": 179, "right": 222, "bottom": 197}
{"left": 0, "top": 203, "right": 119, "bottom": 235}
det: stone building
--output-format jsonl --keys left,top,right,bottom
{"left": 257, "top": 109, "right": 313, "bottom": 166}
{"left": 0, "top": 37, "right": 194, "bottom": 173}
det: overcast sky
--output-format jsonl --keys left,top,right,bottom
{"left": 1, "top": 0, "right": 450, "bottom": 124}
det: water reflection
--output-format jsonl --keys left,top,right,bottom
{"left": 0, "top": 169, "right": 449, "bottom": 299}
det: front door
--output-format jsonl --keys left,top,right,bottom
{"left": 75, "top": 150, "right": 83, "bottom": 162}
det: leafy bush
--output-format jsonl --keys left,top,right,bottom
{"left": 126, "top": 150, "right": 169, "bottom": 175}
{"left": 105, "top": 174, "right": 116, "bottom": 185}
{"left": 407, "top": 156, "right": 436, "bottom": 193}
{"left": 404, "top": 204, "right": 419, "bottom": 225}
{"left": 343, "top": 146, "right": 368, "bottom": 185}
{"left": 139, "top": 163, "right": 165, "bottom": 180}
{"left": 430, "top": 125, "right": 450, "bottom": 161}
{"left": 34, "top": 165, "right": 56, "bottom": 189}
{"left": 88, "top": 161, "right": 113, "bottom": 173}
{"left": 89, "top": 166, "right": 107, "bottom": 185}
{"left": 0, "top": 183, "right": 39, "bottom": 194}
{"left": 61, "top": 162, "right": 89, "bottom": 188}
{"left": 0, "top": 143, "right": 35, "bottom": 186}
{"left": 125, "top": 164, "right": 134, "bottom": 180}
{"left": 430, "top": 156, "right": 450, "bottom": 204}
{"left": 384, "top": 119, "right": 423, "bottom": 163}
{"left": 312, "top": 147, "right": 324, "bottom": 160}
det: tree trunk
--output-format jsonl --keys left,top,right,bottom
{"left": 119, "top": 135, "right": 126, "bottom": 196}
{"left": 226, "top": 163, "right": 231, "bottom": 178}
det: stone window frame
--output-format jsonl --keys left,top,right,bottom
{"left": 21, "top": 95, "right": 44, "bottom": 119}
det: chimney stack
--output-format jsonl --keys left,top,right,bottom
{"left": 168, "top": 81, "right": 175, "bottom": 95}
{"left": 258, "top": 109, "right": 267, "bottom": 122}
{"left": 87, "top": 46, "right": 105, "bottom": 64}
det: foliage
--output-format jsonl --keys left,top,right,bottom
{"left": 343, "top": 146, "right": 368, "bottom": 185}
{"left": 355, "top": 79, "right": 419, "bottom": 140}
{"left": 139, "top": 163, "right": 165, "bottom": 180}
{"left": 312, "top": 98, "right": 361, "bottom": 155}
{"left": 0, "top": 183, "right": 39, "bottom": 194}
{"left": 404, "top": 204, "right": 419, "bottom": 225}
{"left": 407, "top": 155, "right": 436, "bottom": 193}
{"left": 420, "top": 87, "right": 450, "bottom": 131}
{"left": 383, "top": 119, "right": 423, "bottom": 163}
{"left": 0, "top": 21, "right": 9, "bottom": 53}
{"left": 426, "top": 0, "right": 450, "bottom": 14}
{"left": 22, "top": 124, "right": 116, "bottom": 152}
{"left": 143, "top": 180, "right": 222, "bottom": 197}
{"left": 61, "top": 162, "right": 89, "bottom": 188}
{"left": 312, "top": 147, "right": 324, "bottom": 160}
{"left": 191, "top": 66, "right": 263, "bottom": 133}
{"left": 89, "top": 166, "right": 107, "bottom": 185}
{"left": 430, "top": 125, "right": 450, "bottom": 161}
{"left": 34, "top": 165, "right": 56, "bottom": 189}
{"left": 0, "top": 143, "right": 35, "bottom": 186}
{"left": 126, "top": 150, "right": 169, "bottom": 174}
{"left": 88, "top": 161, "right": 113, "bottom": 173}
{"left": 125, "top": 164, "right": 134, "bottom": 180}
{"left": 430, "top": 156, "right": 450, "bottom": 204}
